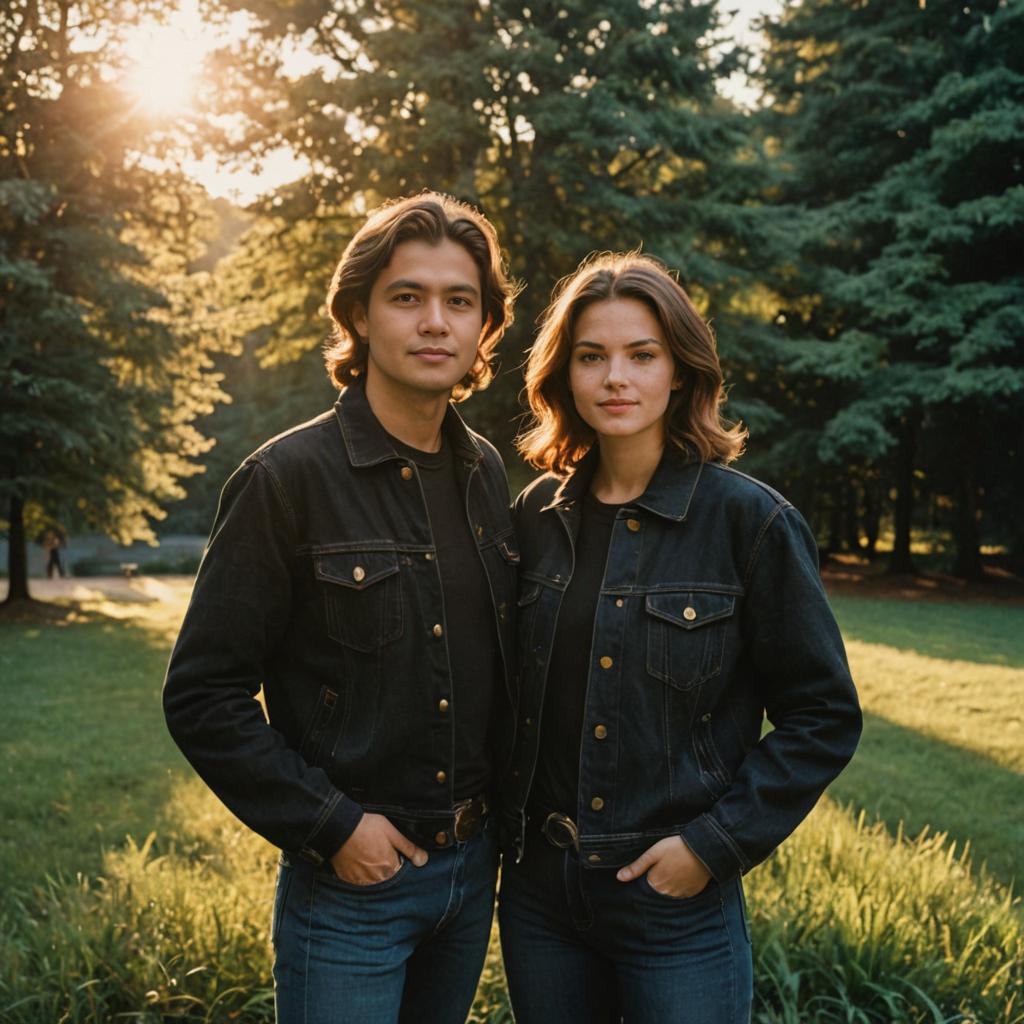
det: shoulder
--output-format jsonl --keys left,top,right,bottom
{"left": 513, "top": 471, "right": 562, "bottom": 517}
{"left": 242, "top": 411, "right": 339, "bottom": 476}
{"left": 699, "top": 462, "right": 792, "bottom": 518}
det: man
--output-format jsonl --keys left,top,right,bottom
{"left": 163, "top": 193, "right": 520, "bottom": 1023}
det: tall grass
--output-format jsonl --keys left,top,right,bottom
{"left": 1, "top": 783, "right": 1020, "bottom": 1022}
{"left": 2, "top": 588, "right": 1022, "bottom": 1022}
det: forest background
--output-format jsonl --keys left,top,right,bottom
{"left": 3, "top": 0, "right": 1023, "bottom": 593}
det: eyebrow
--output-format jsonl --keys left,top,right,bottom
{"left": 572, "top": 338, "right": 664, "bottom": 349}
{"left": 384, "top": 278, "right": 480, "bottom": 298}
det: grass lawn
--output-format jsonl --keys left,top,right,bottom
{"left": 1, "top": 582, "right": 1021, "bottom": 1022}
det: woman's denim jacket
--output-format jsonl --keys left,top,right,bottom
{"left": 502, "top": 445, "right": 862, "bottom": 882}
{"left": 164, "top": 379, "right": 518, "bottom": 867}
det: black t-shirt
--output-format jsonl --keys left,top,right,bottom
{"left": 390, "top": 434, "right": 500, "bottom": 800}
{"left": 531, "top": 492, "right": 622, "bottom": 816}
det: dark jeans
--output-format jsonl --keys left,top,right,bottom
{"left": 498, "top": 834, "right": 752, "bottom": 1024}
{"left": 272, "top": 820, "right": 498, "bottom": 1024}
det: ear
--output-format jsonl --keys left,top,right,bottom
{"left": 351, "top": 303, "right": 369, "bottom": 343}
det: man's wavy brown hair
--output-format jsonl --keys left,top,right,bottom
{"left": 324, "top": 192, "right": 518, "bottom": 401}
{"left": 517, "top": 252, "right": 746, "bottom": 473}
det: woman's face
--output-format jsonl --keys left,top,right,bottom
{"left": 568, "top": 297, "right": 677, "bottom": 449}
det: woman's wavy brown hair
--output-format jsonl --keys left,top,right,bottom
{"left": 517, "top": 251, "right": 746, "bottom": 473}
{"left": 324, "top": 192, "right": 519, "bottom": 401}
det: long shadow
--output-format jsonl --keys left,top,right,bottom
{"left": 0, "top": 610, "right": 196, "bottom": 898}
{"left": 829, "top": 711, "right": 1023, "bottom": 887}
{"left": 829, "top": 594, "right": 1024, "bottom": 668}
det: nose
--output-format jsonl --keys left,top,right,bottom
{"left": 603, "top": 355, "right": 628, "bottom": 388}
{"left": 419, "top": 298, "right": 449, "bottom": 336}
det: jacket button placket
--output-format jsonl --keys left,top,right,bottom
{"left": 578, "top": 518, "right": 641, "bottom": 837}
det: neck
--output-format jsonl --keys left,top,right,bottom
{"left": 364, "top": 372, "right": 449, "bottom": 452}
{"left": 590, "top": 431, "right": 665, "bottom": 503}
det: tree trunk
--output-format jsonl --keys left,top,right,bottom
{"left": 888, "top": 418, "right": 916, "bottom": 574}
{"left": 4, "top": 493, "right": 31, "bottom": 603}
{"left": 952, "top": 435, "right": 984, "bottom": 580}
{"left": 862, "top": 480, "right": 880, "bottom": 559}
{"left": 843, "top": 479, "right": 861, "bottom": 553}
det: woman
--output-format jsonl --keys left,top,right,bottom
{"left": 498, "top": 253, "right": 862, "bottom": 1023}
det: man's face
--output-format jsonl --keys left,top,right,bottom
{"left": 354, "top": 238, "right": 485, "bottom": 402}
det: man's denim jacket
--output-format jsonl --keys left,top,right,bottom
{"left": 502, "top": 445, "right": 861, "bottom": 881}
{"left": 164, "top": 379, "right": 518, "bottom": 866}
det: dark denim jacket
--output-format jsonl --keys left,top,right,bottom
{"left": 502, "top": 445, "right": 861, "bottom": 882}
{"left": 164, "top": 380, "right": 518, "bottom": 866}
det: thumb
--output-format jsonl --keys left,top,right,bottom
{"left": 617, "top": 850, "right": 653, "bottom": 882}
{"left": 388, "top": 824, "right": 429, "bottom": 868}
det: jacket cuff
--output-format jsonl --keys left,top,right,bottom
{"left": 679, "top": 813, "right": 750, "bottom": 883}
{"left": 298, "top": 793, "right": 364, "bottom": 865}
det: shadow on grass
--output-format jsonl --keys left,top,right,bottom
{"left": 830, "top": 594, "right": 1024, "bottom": 669}
{"left": 830, "top": 711, "right": 1024, "bottom": 887}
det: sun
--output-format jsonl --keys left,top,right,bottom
{"left": 122, "top": 20, "right": 205, "bottom": 116}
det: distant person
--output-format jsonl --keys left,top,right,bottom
{"left": 164, "top": 193, "right": 520, "bottom": 1024}
{"left": 498, "top": 252, "right": 862, "bottom": 1023}
{"left": 42, "top": 529, "right": 65, "bottom": 578}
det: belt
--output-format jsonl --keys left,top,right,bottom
{"left": 530, "top": 806, "right": 580, "bottom": 852}
{"left": 391, "top": 793, "right": 491, "bottom": 850}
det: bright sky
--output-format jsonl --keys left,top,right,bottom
{"left": 122, "top": 0, "right": 784, "bottom": 204}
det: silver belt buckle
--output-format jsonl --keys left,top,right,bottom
{"left": 543, "top": 811, "right": 579, "bottom": 852}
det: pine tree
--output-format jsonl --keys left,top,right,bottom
{"left": 0, "top": 0, "right": 229, "bottom": 603}
{"left": 205, "top": 0, "right": 766, "bottom": 452}
{"left": 755, "top": 0, "right": 1022, "bottom": 575}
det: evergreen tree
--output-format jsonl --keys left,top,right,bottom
{"left": 206, "top": 0, "right": 766, "bottom": 455}
{"left": 0, "top": 0, "right": 229, "bottom": 602}
{"left": 755, "top": 0, "right": 1022, "bottom": 575}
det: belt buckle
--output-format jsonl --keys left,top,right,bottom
{"left": 453, "top": 797, "right": 483, "bottom": 842}
{"left": 542, "top": 811, "right": 579, "bottom": 852}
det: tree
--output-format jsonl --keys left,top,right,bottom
{"left": 0, "top": 0, "right": 228, "bottom": 603}
{"left": 201, "top": 0, "right": 767, "bottom": 458}
{"left": 755, "top": 0, "right": 1023, "bottom": 575}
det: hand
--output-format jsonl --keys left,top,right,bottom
{"left": 616, "top": 836, "right": 712, "bottom": 898}
{"left": 330, "top": 812, "right": 428, "bottom": 885}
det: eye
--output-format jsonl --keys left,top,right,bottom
{"left": 633, "top": 350, "right": 657, "bottom": 361}
{"left": 577, "top": 352, "right": 603, "bottom": 363}
{"left": 449, "top": 296, "right": 473, "bottom": 308}
{"left": 392, "top": 293, "right": 418, "bottom": 304}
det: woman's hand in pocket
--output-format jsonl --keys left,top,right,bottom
{"left": 616, "top": 836, "right": 712, "bottom": 898}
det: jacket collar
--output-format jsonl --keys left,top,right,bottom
{"left": 542, "top": 443, "right": 703, "bottom": 523}
{"left": 334, "top": 377, "right": 483, "bottom": 468}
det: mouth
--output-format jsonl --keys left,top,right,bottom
{"left": 598, "top": 399, "right": 637, "bottom": 412}
{"left": 411, "top": 347, "right": 455, "bottom": 363}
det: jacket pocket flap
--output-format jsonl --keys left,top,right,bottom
{"left": 645, "top": 591, "right": 735, "bottom": 630}
{"left": 314, "top": 550, "right": 400, "bottom": 590}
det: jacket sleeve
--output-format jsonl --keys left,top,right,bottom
{"left": 162, "top": 456, "right": 363, "bottom": 863}
{"left": 679, "top": 504, "right": 862, "bottom": 881}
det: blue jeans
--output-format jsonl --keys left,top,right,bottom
{"left": 272, "top": 821, "right": 498, "bottom": 1024}
{"left": 498, "top": 835, "right": 752, "bottom": 1023}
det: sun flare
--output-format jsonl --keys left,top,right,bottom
{"left": 122, "top": 22, "right": 205, "bottom": 116}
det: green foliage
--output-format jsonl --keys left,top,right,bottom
{"left": 751, "top": 0, "right": 1024, "bottom": 573}
{"left": 194, "top": 0, "right": 765, "bottom": 456}
{"left": 0, "top": 0, "right": 231, "bottom": 595}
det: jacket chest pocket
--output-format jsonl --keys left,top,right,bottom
{"left": 645, "top": 590, "right": 735, "bottom": 690}
{"left": 314, "top": 550, "right": 403, "bottom": 652}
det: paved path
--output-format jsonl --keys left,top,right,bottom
{"left": 24, "top": 575, "right": 195, "bottom": 604}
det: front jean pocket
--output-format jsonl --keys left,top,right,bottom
{"left": 317, "top": 854, "right": 411, "bottom": 895}
{"left": 645, "top": 589, "right": 735, "bottom": 690}
{"left": 314, "top": 549, "right": 402, "bottom": 652}
{"left": 640, "top": 874, "right": 720, "bottom": 905}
